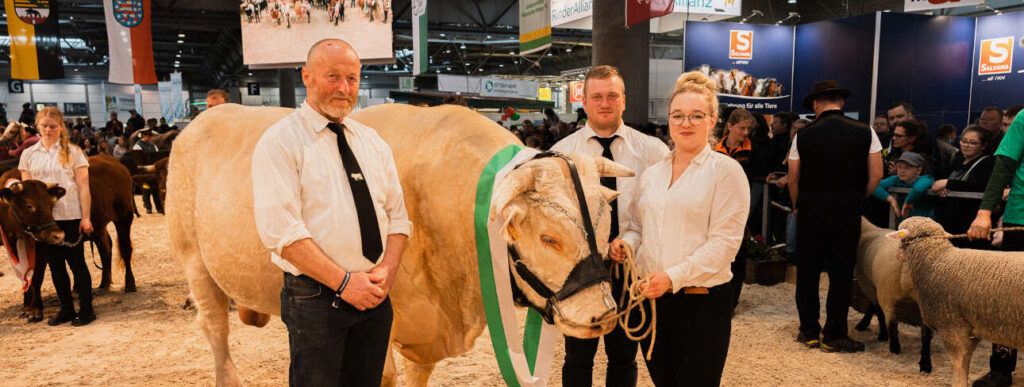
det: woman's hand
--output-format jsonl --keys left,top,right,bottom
{"left": 79, "top": 218, "right": 94, "bottom": 235}
{"left": 931, "top": 179, "right": 947, "bottom": 192}
{"left": 643, "top": 271, "right": 672, "bottom": 299}
{"left": 609, "top": 239, "right": 630, "bottom": 263}
{"left": 886, "top": 161, "right": 897, "bottom": 175}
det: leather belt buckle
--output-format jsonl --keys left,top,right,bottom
{"left": 683, "top": 287, "right": 709, "bottom": 295}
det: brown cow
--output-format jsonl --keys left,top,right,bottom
{"left": 1, "top": 155, "right": 137, "bottom": 322}
{"left": 134, "top": 157, "right": 169, "bottom": 212}
{"left": 0, "top": 178, "right": 67, "bottom": 322}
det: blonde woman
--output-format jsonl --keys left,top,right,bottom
{"left": 610, "top": 71, "right": 750, "bottom": 386}
{"left": 18, "top": 107, "right": 95, "bottom": 326}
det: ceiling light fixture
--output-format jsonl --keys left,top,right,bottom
{"left": 178, "top": 33, "right": 185, "bottom": 38}
{"left": 176, "top": 40, "right": 184, "bottom": 44}
{"left": 739, "top": 9, "right": 763, "bottom": 24}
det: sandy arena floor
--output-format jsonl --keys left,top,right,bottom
{"left": 240, "top": 3, "right": 392, "bottom": 65}
{"left": 0, "top": 196, "right": 1021, "bottom": 386}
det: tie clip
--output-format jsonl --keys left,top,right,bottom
{"left": 350, "top": 173, "right": 364, "bottom": 181}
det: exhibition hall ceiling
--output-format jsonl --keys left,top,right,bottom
{"left": 1, "top": 0, "right": 1021, "bottom": 88}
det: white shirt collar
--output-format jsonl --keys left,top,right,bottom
{"left": 582, "top": 121, "right": 628, "bottom": 140}
{"left": 298, "top": 100, "right": 353, "bottom": 134}
{"left": 663, "top": 144, "right": 713, "bottom": 165}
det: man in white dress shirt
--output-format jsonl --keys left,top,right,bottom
{"left": 551, "top": 65, "right": 669, "bottom": 387}
{"left": 251, "top": 39, "right": 411, "bottom": 386}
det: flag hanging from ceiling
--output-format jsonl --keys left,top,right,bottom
{"left": 412, "top": 0, "right": 427, "bottom": 75}
{"left": 626, "top": 0, "right": 675, "bottom": 27}
{"left": 5, "top": 0, "right": 65, "bottom": 80}
{"left": 104, "top": 0, "right": 157, "bottom": 84}
{"left": 519, "top": 0, "right": 551, "bottom": 55}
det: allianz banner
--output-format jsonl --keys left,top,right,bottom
{"left": 683, "top": 21, "right": 794, "bottom": 114}
{"left": 971, "top": 11, "right": 1024, "bottom": 112}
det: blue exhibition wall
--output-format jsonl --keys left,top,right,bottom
{"left": 793, "top": 13, "right": 876, "bottom": 121}
{"left": 683, "top": 21, "right": 794, "bottom": 114}
{"left": 877, "top": 13, "right": 975, "bottom": 132}
{"left": 971, "top": 11, "right": 1024, "bottom": 116}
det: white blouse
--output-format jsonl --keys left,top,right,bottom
{"left": 18, "top": 142, "right": 90, "bottom": 221}
{"left": 252, "top": 102, "right": 413, "bottom": 275}
{"left": 621, "top": 145, "right": 750, "bottom": 292}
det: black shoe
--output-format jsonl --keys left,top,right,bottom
{"left": 47, "top": 310, "right": 77, "bottom": 326}
{"left": 973, "top": 371, "right": 1012, "bottom": 387}
{"left": 821, "top": 336, "right": 866, "bottom": 353}
{"left": 797, "top": 332, "right": 820, "bottom": 348}
{"left": 72, "top": 312, "right": 96, "bottom": 326}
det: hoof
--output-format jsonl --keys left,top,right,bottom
{"left": 27, "top": 316, "right": 43, "bottom": 323}
{"left": 919, "top": 364, "right": 932, "bottom": 373}
{"left": 854, "top": 324, "right": 869, "bottom": 332}
{"left": 124, "top": 284, "right": 137, "bottom": 293}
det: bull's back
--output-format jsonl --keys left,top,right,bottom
{"left": 167, "top": 104, "right": 292, "bottom": 314}
{"left": 87, "top": 155, "right": 134, "bottom": 223}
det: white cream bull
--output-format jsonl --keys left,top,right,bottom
{"left": 166, "top": 103, "right": 634, "bottom": 386}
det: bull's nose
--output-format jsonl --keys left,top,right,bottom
{"left": 51, "top": 231, "right": 65, "bottom": 244}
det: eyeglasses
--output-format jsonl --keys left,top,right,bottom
{"left": 892, "top": 134, "right": 908, "bottom": 138}
{"left": 960, "top": 139, "right": 982, "bottom": 146}
{"left": 669, "top": 112, "right": 709, "bottom": 126}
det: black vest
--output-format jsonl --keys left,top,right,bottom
{"left": 796, "top": 110, "right": 872, "bottom": 206}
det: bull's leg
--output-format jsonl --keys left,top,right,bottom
{"left": 93, "top": 226, "right": 114, "bottom": 290}
{"left": 25, "top": 258, "right": 48, "bottom": 323}
{"left": 380, "top": 344, "right": 397, "bottom": 387}
{"left": 187, "top": 262, "right": 241, "bottom": 387}
{"left": 115, "top": 216, "right": 136, "bottom": 292}
{"left": 401, "top": 357, "right": 435, "bottom": 387}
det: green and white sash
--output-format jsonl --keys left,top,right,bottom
{"left": 473, "top": 145, "right": 557, "bottom": 387}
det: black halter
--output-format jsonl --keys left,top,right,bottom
{"left": 506, "top": 151, "right": 613, "bottom": 324}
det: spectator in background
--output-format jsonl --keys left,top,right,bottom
{"left": 789, "top": 80, "right": 883, "bottom": 353}
{"left": 979, "top": 106, "right": 1003, "bottom": 153}
{"left": 106, "top": 112, "right": 124, "bottom": 135}
{"left": 82, "top": 138, "right": 98, "bottom": 156}
{"left": 126, "top": 109, "right": 145, "bottom": 132}
{"left": 575, "top": 107, "right": 587, "bottom": 125}
{"left": 133, "top": 130, "right": 157, "bottom": 214}
{"left": 936, "top": 124, "right": 957, "bottom": 146}
{"left": 112, "top": 136, "right": 129, "bottom": 159}
{"left": 873, "top": 152, "right": 935, "bottom": 220}
{"left": 103, "top": 129, "right": 119, "bottom": 150}
{"left": 159, "top": 117, "right": 171, "bottom": 133}
{"left": 769, "top": 112, "right": 795, "bottom": 170}
{"left": 932, "top": 126, "right": 994, "bottom": 250}
{"left": 873, "top": 114, "right": 891, "bottom": 150}
{"left": 792, "top": 118, "right": 809, "bottom": 137}
{"left": 885, "top": 120, "right": 928, "bottom": 176}
{"left": 887, "top": 102, "right": 915, "bottom": 128}
{"left": 543, "top": 108, "right": 560, "bottom": 126}
{"left": 714, "top": 107, "right": 764, "bottom": 308}
{"left": 146, "top": 118, "right": 160, "bottom": 134}
{"left": 206, "top": 89, "right": 229, "bottom": 108}
{"left": 0, "top": 123, "right": 40, "bottom": 174}
{"left": 19, "top": 103, "right": 35, "bottom": 125}
{"left": 1004, "top": 105, "right": 1023, "bottom": 133}
{"left": 73, "top": 118, "right": 86, "bottom": 132}
{"left": 96, "top": 139, "right": 112, "bottom": 156}
{"left": 0, "top": 103, "right": 7, "bottom": 127}
{"left": 441, "top": 94, "right": 468, "bottom": 106}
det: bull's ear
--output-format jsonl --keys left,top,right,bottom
{"left": 593, "top": 156, "right": 635, "bottom": 178}
{"left": 886, "top": 230, "right": 908, "bottom": 241}
{"left": 0, "top": 187, "right": 14, "bottom": 205}
{"left": 499, "top": 203, "right": 525, "bottom": 243}
{"left": 598, "top": 186, "right": 620, "bottom": 203}
{"left": 47, "top": 185, "right": 66, "bottom": 201}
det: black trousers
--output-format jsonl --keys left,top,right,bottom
{"left": 640, "top": 283, "right": 733, "bottom": 387}
{"left": 281, "top": 273, "right": 393, "bottom": 387}
{"left": 39, "top": 219, "right": 92, "bottom": 314}
{"left": 729, "top": 233, "right": 748, "bottom": 309}
{"left": 990, "top": 223, "right": 1024, "bottom": 373}
{"left": 562, "top": 270, "right": 639, "bottom": 387}
{"left": 795, "top": 202, "right": 861, "bottom": 340}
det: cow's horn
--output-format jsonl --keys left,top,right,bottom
{"left": 490, "top": 167, "right": 535, "bottom": 219}
{"left": 45, "top": 182, "right": 57, "bottom": 190}
{"left": 593, "top": 156, "right": 635, "bottom": 178}
{"left": 140, "top": 165, "right": 156, "bottom": 173}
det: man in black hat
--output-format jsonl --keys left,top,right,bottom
{"left": 788, "top": 80, "right": 883, "bottom": 352}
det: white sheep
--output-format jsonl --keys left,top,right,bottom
{"left": 854, "top": 218, "right": 933, "bottom": 373}
{"left": 889, "top": 217, "right": 1024, "bottom": 387}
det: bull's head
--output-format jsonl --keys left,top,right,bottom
{"left": 491, "top": 152, "right": 635, "bottom": 338}
{"left": 0, "top": 180, "right": 67, "bottom": 245}
{"left": 0, "top": 122, "right": 26, "bottom": 147}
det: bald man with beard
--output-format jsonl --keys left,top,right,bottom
{"left": 251, "top": 38, "right": 412, "bottom": 386}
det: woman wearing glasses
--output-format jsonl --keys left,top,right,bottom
{"left": 932, "top": 125, "right": 995, "bottom": 249}
{"left": 610, "top": 71, "right": 750, "bottom": 386}
{"left": 884, "top": 120, "right": 931, "bottom": 176}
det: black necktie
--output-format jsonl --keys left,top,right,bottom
{"left": 327, "top": 123, "right": 383, "bottom": 263}
{"left": 593, "top": 135, "right": 619, "bottom": 240}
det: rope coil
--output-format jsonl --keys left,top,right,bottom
{"left": 556, "top": 245, "right": 658, "bottom": 360}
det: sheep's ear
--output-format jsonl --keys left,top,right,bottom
{"left": 886, "top": 230, "right": 908, "bottom": 240}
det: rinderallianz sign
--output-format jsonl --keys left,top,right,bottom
{"left": 553, "top": 0, "right": 740, "bottom": 30}
{"left": 438, "top": 74, "right": 539, "bottom": 99}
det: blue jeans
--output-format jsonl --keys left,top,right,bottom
{"left": 785, "top": 213, "right": 798, "bottom": 263}
{"left": 281, "top": 273, "right": 393, "bottom": 386}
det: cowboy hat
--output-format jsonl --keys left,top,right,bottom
{"left": 802, "top": 79, "right": 851, "bottom": 110}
